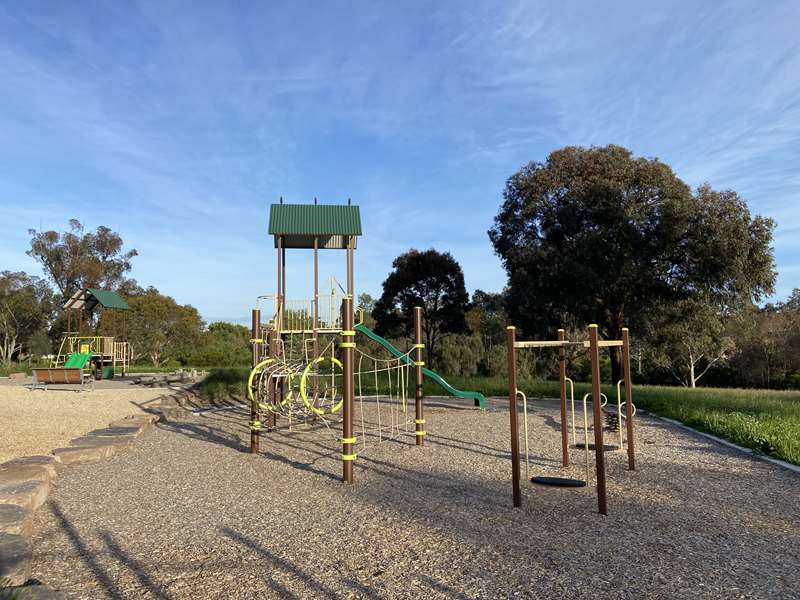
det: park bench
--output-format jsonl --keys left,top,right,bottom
{"left": 30, "top": 367, "right": 93, "bottom": 391}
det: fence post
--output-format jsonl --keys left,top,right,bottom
{"left": 622, "top": 328, "right": 636, "bottom": 471}
{"left": 414, "top": 307, "right": 425, "bottom": 447}
{"left": 506, "top": 326, "right": 521, "bottom": 508}
{"left": 589, "top": 324, "right": 608, "bottom": 515}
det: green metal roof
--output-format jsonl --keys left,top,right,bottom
{"left": 268, "top": 204, "right": 362, "bottom": 236}
{"left": 86, "top": 289, "right": 130, "bottom": 310}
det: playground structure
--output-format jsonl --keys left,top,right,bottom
{"left": 53, "top": 288, "right": 131, "bottom": 379}
{"left": 248, "top": 200, "right": 486, "bottom": 483}
{"left": 507, "top": 325, "right": 637, "bottom": 515}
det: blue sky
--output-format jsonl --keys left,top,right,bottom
{"left": 1, "top": 1, "right": 798, "bottom": 324}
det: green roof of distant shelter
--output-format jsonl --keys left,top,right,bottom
{"left": 87, "top": 289, "right": 130, "bottom": 310}
{"left": 268, "top": 204, "right": 362, "bottom": 236}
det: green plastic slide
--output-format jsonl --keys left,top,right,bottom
{"left": 354, "top": 323, "right": 486, "bottom": 408}
{"left": 63, "top": 352, "right": 92, "bottom": 369}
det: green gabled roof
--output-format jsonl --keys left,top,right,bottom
{"left": 268, "top": 204, "right": 362, "bottom": 236}
{"left": 86, "top": 289, "right": 130, "bottom": 310}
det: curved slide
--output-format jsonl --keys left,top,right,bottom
{"left": 354, "top": 323, "right": 486, "bottom": 408}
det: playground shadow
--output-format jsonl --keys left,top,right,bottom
{"left": 49, "top": 500, "right": 175, "bottom": 599}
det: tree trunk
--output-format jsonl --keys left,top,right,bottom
{"left": 609, "top": 347, "right": 622, "bottom": 383}
{"left": 689, "top": 353, "right": 696, "bottom": 388}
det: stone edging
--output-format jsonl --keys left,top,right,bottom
{"left": 0, "top": 392, "right": 188, "bottom": 598}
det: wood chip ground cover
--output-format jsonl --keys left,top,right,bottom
{"left": 30, "top": 398, "right": 800, "bottom": 599}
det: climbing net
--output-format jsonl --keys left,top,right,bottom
{"left": 248, "top": 335, "right": 417, "bottom": 452}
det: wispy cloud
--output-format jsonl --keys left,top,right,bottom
{"left": 0, "top": 0, "right": 798, "bottom": 320}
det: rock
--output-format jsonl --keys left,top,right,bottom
{"left": 0, "top": 532, "right": 32, "bottom": 586}
{"left": 68, "top": 434, "right": 136, "bottom": 448}
{"left": 0, "top": 481, "right": 49, "bottom": 512}
{"left": 0, "top": 456, "right": 61, "bottom": 485}
{"left": 52, "top": 445, "right": 115, "bottom": 465}
{"left": 85, "top": 426, "right": 142, "bottom": 438}
{"left": 0, "top": 585, "right": 66, "bottom": 599}
{"left": 0, "top": 504, "right": 32, "bottom": 537}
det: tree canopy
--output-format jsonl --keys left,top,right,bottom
{"left": 372, "top": 249, "right": 469, "bottom": 368}
{"left": 28, "top": 219, "right": 138, "bottom": 298}
{"left": 489, "top": 145, "right": 776, "bottom": 378}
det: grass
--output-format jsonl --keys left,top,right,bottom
{"left": 437, "top": 375, "right": 800, "bottom": 466}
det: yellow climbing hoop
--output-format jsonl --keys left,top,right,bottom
{"left": 300, "top": 355, "right": 344, "bottom": 416}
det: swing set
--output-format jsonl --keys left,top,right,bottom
{"left": 506, "top": 324, "right": 637, "bottom": 515}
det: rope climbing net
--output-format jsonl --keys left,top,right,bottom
{"left": 247, "top": 335, "right": 418, "bottom": 453}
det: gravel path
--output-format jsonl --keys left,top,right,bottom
{"left": 0, "top": 387, "right": 164, "bottom": 462}
{"left": 30, "top": 398, "right": 800, "bottom": 599}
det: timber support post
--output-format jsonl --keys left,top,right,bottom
{"left": 341, "top": 296, "right": 355, "bottom": 484}
{"left": 250, "top": 308, "right": 261, "bottom": 453}
{"left": 414, "top": 306, "right": 425, "bottom": 446}
{"left": 558, "top": 328, "right": 569, "bottom": 467}
{"left": 506, "top": 326, "right": 521, "bottom": 508}
{"left": 589, "top": 324, "right": 608, "bottom": 515}
{"left": 622, "top": 327, "right": 636, "bottom": 470}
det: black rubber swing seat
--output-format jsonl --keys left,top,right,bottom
{"left": 571, "top": 443, "right": 621, "bottom": 451}
{"left": 530, "top": 476, "right": 586, "bottom": 488}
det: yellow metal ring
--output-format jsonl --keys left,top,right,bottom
{"left": 247, "top": 358, "right": 276, "bottom": 402}
{"left": 300, "top": 356, "right": 344, "bottom": 416}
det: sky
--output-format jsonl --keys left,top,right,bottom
{"left": 1, "top": 1, "right": 799, "bottom": 324}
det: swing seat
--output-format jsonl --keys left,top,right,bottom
{"left": 571, "top": 443, "right": 621, "bottom": 451}
{"left": 531, "top": 476, "right": 586, "bottom": 487}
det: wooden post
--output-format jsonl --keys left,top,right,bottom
{"left": 250, "top": 308, "right": 261, "bottom": 453}
{"left": 506, "top": 326, "right": 521, "bottom": 508}
{"left": 342, "top": 296, "right": 355, "bottom": 484}
{"left": 313, "top": 236, "right": 320, "bottom": 406}
{"left": 558, "top": 328, "right": 569, "bottom": 467}
{"left": 622, "top": 328, "right": 636, "bottom": 470}
{"left": 414, "top": 307, "right": 425, "bottom": 447}
{"left": 589, "top": 324, "right": 608, "bottom": 515}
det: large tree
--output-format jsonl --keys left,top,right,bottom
{"left": 106, "top": 288, "right": 203, "bottom": 366}
{"left": 0, "top": 271, "right": 54, "bottom": 363}
{"left": 373, "top": 249, "right": 469, "bottom": 368}
{"left": 28, "top": 219, "right": 138, "bottom": 299}
{"left": 489, "top": 145, "right": 775, "bottom": 380}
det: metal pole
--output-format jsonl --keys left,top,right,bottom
{"left": 250, "top": 308, "right": 261, "bottom": 453}
{"left": 506, "top": 326, "right": 521, "bottom": 508}
{"left": 622, "top": 328, "right": 636, "bottom": 470}
{"left": 342, "top": 296, "right": 355, "bottom": 484}
{"left": 589, "top": 324, "right": 608, "bottom": 515}
{"left": 414, "top": 307, "right": 425, "bottom": 447}
{"left": 558, "top": 328, "right": 569, "bottom": 467}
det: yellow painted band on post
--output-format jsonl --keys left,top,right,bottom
{"left": 414, "top": 419, "right": 426, "bottom": 424}
{"left": 340, "top": 342, "right": 356, "bottom": 348}
{"left": 414, "top": 431, "right": 426, "bottom": 436}
{"left": 340, "top": 437, "right": 357, "bottom": 444}
{"left": 622, "top": 327, "right": 629, "bottom": 331}
{"left": 413, "top": 343, "right": 425, "bottom": 348}
{"left": 341, "top": 330, "right": 356, "bottom": 336}
{"left": 249, "top": 338, "right": 263, "bottom": 344}
{"left": 341, "top": 454, "right": 357, "bottom": 461}
{"left": 300, "top": 356, "right": 344, "bottom": 416}
{"left": 247, "top": 358, "right": 276, "bottom": 402}
{"left": 414, "top": 361, "right": 425, "bottom": 366}
{"left": 589, "top": 324, "right": 598, "bottom": 328}
{"left": 250, "top": 420, "right": 262, "bottom": 431}
{"left": 506, "top": 325, "right": 515, "bottom": 330}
